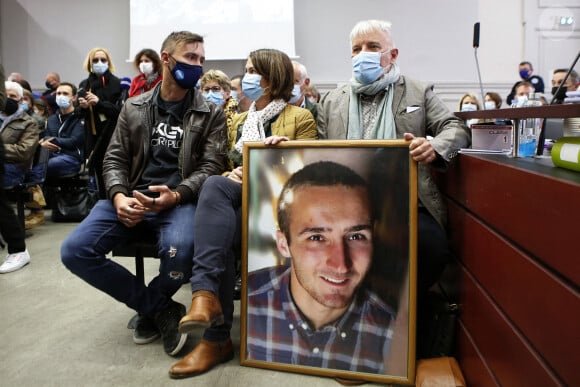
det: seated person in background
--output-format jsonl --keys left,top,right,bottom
{"left": 33, "top": 98, "right": 50, "bottom": 122}
{"left": 0, "top": 81, "right": 40, "bottom": 188}
{"left": 458, "top": 93, "right": 482, "bottom": 128}
{"left": 317, "top": 19, "right": 470, "bottom": 358}
{"left": 42, "top": 72, "right": 60, "bottom": 115}
{"left": 200, "top": 69, "right": 238, "bottom": 129}
{"left": 512, "top": 81, "right": 535, "bottom": 106}
{"left": 23, "top": 89, "right": 46, "bottom": 130}
{"left": 129, "top": 48, "right": 163, "bottom": 97}
{"left": 290, "top": 60, "right": 321, "bottom": 121}
{"left": 551, "top": 68, "right": 579, "bottom": 103}
{"left": 7, "top": 72, "right": 23, "bottom": 82}
{"left": 484, "top": 91, "right": 502, "bottom": 109}
{"left": 247, "top": 161, "right": 395, "bottom": 373}
{"left": 458, "top": 93, "right": 481, "bottom": 112}
{"left": 230, "top": 74, "right": 251, "bottom": 113}
{"left": 506, "top": 61, "right": 545, "bottom": 105}
{"left": 22, "top": 89, "right": 51, "bottom": 229}
{"left": 61, "top": 31, "right": 228, "bottom": 358}
{"left": 40, "top": 82, "right": 85, "bottom": 178}
{"left": 168, "top": 48, "right": 317, "bottom": 379}
{"left": 15, "top": 79, "right": 32, "bottom": 94}
{"left": 0, "top": 63, "right": 31, "bottom": 274}
{"left": 305, "top": 83, "right": 321, "bottom": 103}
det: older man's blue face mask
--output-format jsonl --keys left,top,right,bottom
{"left": 352, "top": 50, "right": 391, "bottom": 84}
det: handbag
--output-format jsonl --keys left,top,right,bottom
{"left": 51, "top": 185, "right": 97, "bottom": 222}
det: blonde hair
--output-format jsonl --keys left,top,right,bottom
{"left": 459, "top": 93, "right": 481, "bottom": 110}
{"left": 200, "top": 69, "right": 231, "bottom": 92}
{"left": 83, "top": 47, "right": 115, "bottom": 73}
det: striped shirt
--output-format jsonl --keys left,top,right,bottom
{"left": 247, "top": 265, "right": 395, "bottom": 374}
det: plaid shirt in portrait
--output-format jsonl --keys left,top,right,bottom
{"left": 247, "top": 265, "right": 395, "bottom": 374}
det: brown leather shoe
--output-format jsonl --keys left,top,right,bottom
{"left": 179, "top": 290, "right": 224, "bottom": 333}
{"left": 168, "top": 338, "right": 234, "bottom": 379}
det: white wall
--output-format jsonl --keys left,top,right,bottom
{"left": 1, "top": 0, "right": 577, "bottom": 110}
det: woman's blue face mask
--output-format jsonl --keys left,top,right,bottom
{"left": 242, "top": 73, "right": 265, "bottom": 101}
{"left": 202, "top": 90, "right": 224, "bottom": 106}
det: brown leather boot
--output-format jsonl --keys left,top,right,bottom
{"left": 168, "top": 338, "right": 234, "bottom": 379}
{"left": 179, "top": 290, "right": 224, "bottom": 333}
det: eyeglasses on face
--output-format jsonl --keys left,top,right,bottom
{"left": 202, "top": 86, "right": 222, "bottom": 93}
{"left": 92, "top": 57, "right": 108, "bottom": 64}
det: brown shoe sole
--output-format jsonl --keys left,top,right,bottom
{"left": 179, "top": 315, "right": 225, "bottom": 333}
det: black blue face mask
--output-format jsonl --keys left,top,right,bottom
{"left": 170, "top": 56, "right": 203, "bottom": 90}
{"left": 519, "top": 69, "right": 531, "bottom": 80}
{"left": 551, "top": 86, "right": 567, "bottom": 101}
{"left": 2, "top": 98, "right": 19, "bottom": 115}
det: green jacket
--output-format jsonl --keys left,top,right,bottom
{"left": 0, "top": 111, "right": 40, "bottom": 169}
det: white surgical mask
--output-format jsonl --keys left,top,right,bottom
{"left": 139, "top": 62, "right": 154, "bottom": 75}
{"left": 93, "top": 61, "right": 109, "bottom": 75}
{"left": 56, "top": 95, "right": 71, "bottom": 109}
{"left": 461, "top": 103, "right": 477, "bottom": 112}
{"left": 484, "top": 101, "right": 496, "bottom": 110}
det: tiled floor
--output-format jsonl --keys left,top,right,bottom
{"left": 0, "top": 213, "right": 390, "bottom": 387}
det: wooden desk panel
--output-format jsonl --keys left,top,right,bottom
{"left": 448, "top": 202, "right": 579, "bottom": 386}
{"left": 455, "top": 321, "right": 499, "bottom": 387}
{"left": 437, "top": 153, "right": 580, "bottom": 386}
{"left": 441, "top": 154, "right": 580, "bottom": 286}
{"left": 458, "top": 266, "right": 561, "bottom": 386}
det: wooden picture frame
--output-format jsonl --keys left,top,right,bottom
{"left": 240, "top": 140, "right": 417, "bottom": 385}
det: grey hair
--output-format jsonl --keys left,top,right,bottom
{"left": 4, "top": 81, "right": 23, "bottom": 99}
{"left": 350, "top": 20, "right": 395, "bottom": 46}
{"left": 292, "top": 60, "right": 308, "bottom": 82}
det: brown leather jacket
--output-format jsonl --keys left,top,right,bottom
{"left": 103, "top": 84, "right": 229, "bottom": 204}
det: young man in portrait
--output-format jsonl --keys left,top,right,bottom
{"left": 247, "top": 161, "right": 395, "bottom": 374}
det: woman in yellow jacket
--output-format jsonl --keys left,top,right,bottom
{"left": 169, "top": 48, "right": 317, "bottom": 379}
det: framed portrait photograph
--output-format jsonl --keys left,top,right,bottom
{"left": 240, "top": 140, "right": 417, "bottom": 385}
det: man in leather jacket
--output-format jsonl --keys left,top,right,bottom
{"left": 61, "top": 31, "right": 228, "bottom": 358}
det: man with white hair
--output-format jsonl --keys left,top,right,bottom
{"left": 318, "top": 19, "right": 471, "bottom": 358}
{"left": 1, "top": 81, "right": 40, "bottom": 189}
{"left": 0, "top": 64, "right": 33, "bottom": 274}
{"left": 289, "top": 60, "right": 321, "bottom": 121}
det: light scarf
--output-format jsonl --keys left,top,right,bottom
{"left": 234, "top": 99, "right": 287, "bottom": 153}
{"left": 347, "top": 62, "right": 401, "bottom": 140}
{"left": 146, "top": 72, "right": 159, "bottom": 87}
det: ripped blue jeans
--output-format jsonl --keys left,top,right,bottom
{"left": 61, "top": 199, "right": 195, "bottom": 317}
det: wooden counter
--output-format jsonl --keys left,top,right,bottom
{"left": 437, "top": 153, "right": 580, "bottom": 387}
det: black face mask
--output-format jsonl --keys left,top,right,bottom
{"left": 551, "top": 86, "right": 567, "bottom": 101}
{"left": 2, "top": 98, "right": 19, "bottom": 115}
{"left": 45, "top": 80, "right": 55, "bottom": 90}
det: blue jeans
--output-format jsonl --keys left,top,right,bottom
{"left": 2, "top": 163, "right": 25, "bottom": 188}
{"left": 61, "top": 199, "right": 196, "bottom": 317}
{"left": 47, "top": 153, "right": 81, "bottom": 178}
{"left": 190, "top": 176, "right": 240, "bottom": 341}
